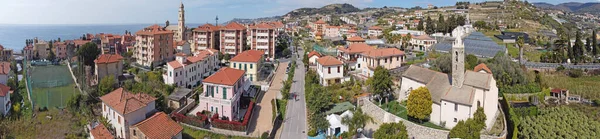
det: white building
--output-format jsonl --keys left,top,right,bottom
{"left": 316, "top": 56, "right": 345, "bottom": 86}
{"left": 368, "top": 26, "right": 383, "bottom": 37}
{"left": 164, "top": 49, "right": 220, "bottom": 88}
{"left": 100, "top": 88, "right": 157, "bottom": 139}
{"left": 357, "top": 48, "right": 405, "bottom": 77}
{"left": 307, "top": 51, "right": 322, "bottom": 65}
{"left": 410, "top": 34, "right": 437, "bottom": 52}
{"left": 326, "top": 110, "right": 353, "bottom": 136}
{"left": 0, "top": 84, "right": 11, "bottom": 116}
{"left": 399, "top": 34, "right": 498, "bottom": 130}
{"left": 337, "top": 43, "right": 375, "bottom": 70}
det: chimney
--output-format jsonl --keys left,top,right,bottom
{"left": 166, "top": 20, "right": 170, "bottom": 27}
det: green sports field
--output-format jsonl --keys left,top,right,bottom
{"left": 29, "top": 65, "right": 78, "bottom": 109}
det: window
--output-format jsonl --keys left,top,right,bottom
{"left": 478, "top": 101, "right": 481, "bottom": 108}
{"left": 169, "top": 71, "right": 172, "bottom": 77}
{"left": 250, "top": 64, "right": 253, "bottom": 69}
{"left": 118, "top": 116, "right": 121, "bottom": 124}
{"left": 328, "top": 67, "right": 331, "bottom": 74}
{"left": 133, "top": 130, "right": 137, "bottom": 136}
{"left": 385, "top": 58, "right": 387, "bottom": 63}
{"left": 244, "top": 64, "right": 247, "bottom": 71}
{"left": 223, "top": 87, "right": 227, "bottom": 99}
{"left": 210, "top": 86, "right": 215, "bottom": 97}
{"left": 454, "top": 104, "right": 458, "bottom": 111}
{"left": 358, "top": 64, "right": 361, "bottom": 68}
{"left": 239, "top": 63, "right": 242, "bottom": 69}
{"left": 234, "top": 63, "right": 236, "bottom": 68}
{"left": 250, "top": 76, "right": 253, "bottom": 81}
{"left": 455, "top": 51, "right": 458, "bottom": 62}
{"left": 454, "top": 118, "right": 457, "bottom": 122}
{"left": 337, "top": 66, "right": 340, "bottom": 73}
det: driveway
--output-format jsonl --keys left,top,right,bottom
{"left": 248, "top": 61, "right": 289, "bottom": 136}
{"left": 280, "top": 49, "right": 308, "bottom": 139}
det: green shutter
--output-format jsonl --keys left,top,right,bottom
{"left": 250, "top": 64, "right": 253, "bottom": 69}
{"left": 211, "top": 86, "right": 214, "bottom": 97}
{"left": 223, "top": 87, "right": 227, "bottom": 99}
{"left": 244, "top": 64, "right": 247, "bottom": 71}
{"left": 233, "top": 63, "right": 236, "bottom": 68}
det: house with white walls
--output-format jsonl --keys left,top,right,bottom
{"left": 316, "top": 56, "right": 345, "bottom": 86}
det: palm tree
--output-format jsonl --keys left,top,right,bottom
{"left": 341, "top": 108, "right": 374, "bottom": 137}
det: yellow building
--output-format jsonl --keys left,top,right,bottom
{"left": 229, "top": 50, "right": 264, "bottom": 82}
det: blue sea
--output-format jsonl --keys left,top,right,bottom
{"left": 0, "top": 24, "right": 203, "bottom": 53}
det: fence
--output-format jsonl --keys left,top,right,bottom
{"left": 313, "top": 44, "right": 338, "bottom": 56}
{"left": 210, "top": 101, "right": 255, "bottom": 132}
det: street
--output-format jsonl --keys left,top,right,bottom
{"left": 280, "top": 46, "right": 308, "bottom": 139}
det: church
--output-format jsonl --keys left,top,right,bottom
{"left": 399, "top": 26, "right": 498, "bottom": 130}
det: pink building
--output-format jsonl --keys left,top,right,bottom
{"left": 52, "top": 41, "right": 68, "bottom": 60}
{"left": 198, "top": 67, "right": 251, "bottom": 121}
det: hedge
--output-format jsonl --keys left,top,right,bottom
{"left": 210, "top": 101, "right": 255, "bottom": 131}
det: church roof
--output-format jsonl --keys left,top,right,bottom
{"left": 402, "top": 65, "right": 494, "bottom": 106}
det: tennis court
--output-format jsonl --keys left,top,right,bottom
{"left": 28, "top": 65, "right": 78, "bottom": 109}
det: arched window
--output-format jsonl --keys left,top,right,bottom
{"left": 455, "top": 51, "right": 459, "bottom": 62}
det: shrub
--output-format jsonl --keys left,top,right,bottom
{"left": 567, "top": 69, "right": 583, "bottom": 78}
{"left": 556, "top": 65, "right": 565, "bottom": 71}
{"left": 307, "top": 129, "right": 317, "bottom": 137}
{"left": 260, "top": 132, "right": 269, "bottom": 139}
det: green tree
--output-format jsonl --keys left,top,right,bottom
{"left": 517, "top": 36, "right": 525, "bottom": 64}
{"left": 98, "top": 75, "right": 116, "bottom": 96}
{"left": 465, "top": 54, "right": 478, "bottom": 70}
{"left": 342, "top": 34, "right": 347, "bottom": 41}
{"left": 593, "top": 30, "right": 598, "bottom": 57}
{"left": 77, "top": 42, "right": 101, "bottom": 66}
{"left": 437, "top": 14, "right": 446, "bottom": 33}
{"left": 449, "top": 107, "right": 486, "bottom": 139}
{"left": 407, "top": 87, "right": 432, "bottom": 122}
{"left": 223, "top": 53, "right": 231, "bottom": 62}
{"left": 306, "top": 84, "right": 330, "bottom": 113}
{"left": 282, "top": 48, "right": 291, "bottom": 57}
{"left": 425, "top": 16, "right": 435, "bottom": 35}
{"left": 373, "top": 122, "right": 409, "bottom": 139}
{"left": 573, "top": 31, "right": 584, "bottom": 63}
{"left": 309, "top": 113, "right": 330, "bottom": 132}
{"left": 341, "top": 108, "right": 374, "bottom": 136}
{"left": 417, "top": 19, "right": 424, "bottom": 31}
{"left": 366, "top": 66, "right": 393, "bottom": 104}
{"left": 67, "top": 93, "right": 83, "bottom": 114}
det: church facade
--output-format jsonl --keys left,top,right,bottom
{"left": 399, "top": 26, "right": 498, "bottom": 130}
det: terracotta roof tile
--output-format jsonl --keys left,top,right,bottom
{"left": 308, "top": 51, "right": 321, "bottom": 58}
{"left": 90, "top": 124, "right": 114, "bottom": 139}
{"left": 94, "top": 54, "right": 123, "bottom": 64}
{"left": 99, "top": 88, "right": 157, "bottom": 115}
{"left": 268, "top": 21, "right": 285, "bottom": 28}
{"left": 167, "top": 61, "right": 184, "bottom": 69}
{"left": 361, "top": 48, "right": 405, "bottom": 58}
{"left": 369, "top": 26, "right": 382, "bottom": 30}
{"left": 249, "top": 23, "right": 275, "bottom": 29}
{"left": 0, "top": 84, "right": 11, "bottom": 97}
{"left": 315, "top": 20, "right": 326, "bottom": 24}
{"left": 203, "top": 67, "right": 245, "bottom": 86}
{"left": 223, "top": 22, "right": 246, "bottom": 30}
{"left": 131, "top": 112, "right": 183, "bottom": 139}
{"left": 194, "top": 24, "right": 220, "bottom": 32}
{"left": 413, "top": 34, "right": 435, "bottom": 40}
{"left": 0, "top": 62, "right": 9, "bottom": 75}
{"left": 136, "top": 24, "right": 174, "bottom": 35}
{"left": 338, "top": 43, "right": 374, "bottom": 54}
{"left": 347, "top": 36, "right": 365, "bottom": 42}
{"left": 317, "top": 56, "right": 343, "bottom": 66}
{"left": 230, "top": 50, "right": 264, "bottom": 63}
{"left": 473, "top": 63, "right": 492, "bottom": 74}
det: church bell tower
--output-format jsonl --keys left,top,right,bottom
{"left": 177, "top": 2, "right": 185, "bottom": 41}
{"left": 452, "top": 33, "right": 465, "bottom": 88}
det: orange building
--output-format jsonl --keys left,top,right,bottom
{"left": 134, "top": 24, "right": 175, "bottom": 68}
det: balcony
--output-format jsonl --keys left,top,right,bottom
{"left": 257, "top": 33, "right": 269, "bottom": 36}
{"left": 224, "top": 39, "right": 235, "bottom": 43}
{"left": 225, "top": 46, "right": 236, "bottom": 49}
{"left": 224, "top": 33, "right": 236, "bottom": 37}
{"left": 256, "top": 45, "right": 269, "bottom": 50}
{"left": 257, "top": 39, "right": 269, "bottom": 43}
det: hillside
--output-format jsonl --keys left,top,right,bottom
{"left": 286, "top": 3, "right": 360, "bottom": 17}
{"left": 533, "top": 2, "right": 600, "bottom": 13}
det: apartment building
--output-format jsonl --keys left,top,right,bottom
{"left": 229, "top": 50, "right": 264, "bottom": 82}
{"left": 134, "top": 24, "right": 175, "bottom": 68}
{"left": 193, "top": 24, "right": 221, "bottom": 51}
{"left": 358, "top": 48, "right": 405, "bottom": 77}
{"left": 52, "top": 41, "right": 68, "bottom": 60}
{"left": 220, "top": 22, "right": 247, "bottom": 55}
{"left": 198, "top": 67, "right": 251, "bottom": 121}
{"left": 325, "top": 25, "right": 340, "bottom": 38}
{"left": 164, "top": 49, "right": 220, "bottom": 88}
{"left": 247, "top": 23, "right": 276, "bottom": 59}
{"left": 368, "top": 26, "right": 383, "bottom": 37}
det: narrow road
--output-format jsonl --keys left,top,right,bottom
{"left": 280, "top": 48, "right": 308, "bottom": 139}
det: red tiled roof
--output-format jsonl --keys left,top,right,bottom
{"left": 269, "top": 21, "right": 285, "bottom": 28}
{"left": 338, "top": 43, "right": 374, "bottom": 54}
{"left": 317, "top": 56, "right": 343, "bottom": 66}
{"left": 308, "top": 51, "right": 321, "bottom": 58}
{"left": 73, "top": 39, "right": 91, "bottom": 46}
{"left": 0, "top": 84, "right": 10, "bottom": 97}
{"left": 99, "top": 88, "right": 157, "bottom": 115}
{"left": 361, "top": 48, "right": 405, "bottom": 58}
{"left": 550, "top": 88, "right": 567, "bottom": 93}
{"left": 369, "top": 26, "right": 382, "bottom": 30}
{"left": 0, "top": 62, "right": 9, "bottom": 75}
{"left": 167, "top": 61, "right": 184, "bottom": 69}
{"left": 473, "top": 63, "right": 492, "bottom": 74}
{"left": 136, "top": 24, "right": 174, "bottom": 35}
{"left": 175, "top": 52, "right": 187, "bottom": 57}
{"left": 223, "top": 22, "right": 246, "bottom": 30}
{"left": 348, "top": 30, "right": 357, "bottom": 33}
{"left": 94, "top": 54, "right": 123, "bottom": 64}
{"left": 90, "top": 124, "right": 114, "bottom": 139}
{"left": 347, "top": 36, "right": 365, "bottom": 42}
{"left": 131, "top": 112, "right": 183, "bottom": 139}
{"left": 194, "top": 24, "right": 220, "bottom": 32}
{"left": 230, "top": 50, "right": 264, "bottom": 63}
{"left": 203, "top": 67, "right": 245, "bottom": 86}
{"left": 249, "top": 23, "right": 274, "bottom": 29}
{"left": 315, "top": 20, "right": 326, "bottom": 24}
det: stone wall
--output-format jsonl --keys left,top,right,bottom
{"left": 360, "top": 98, "right": 507, "bottom": 139}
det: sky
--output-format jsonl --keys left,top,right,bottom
{"left": 0, "top": 0, "right": 597, "bottom": 25}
